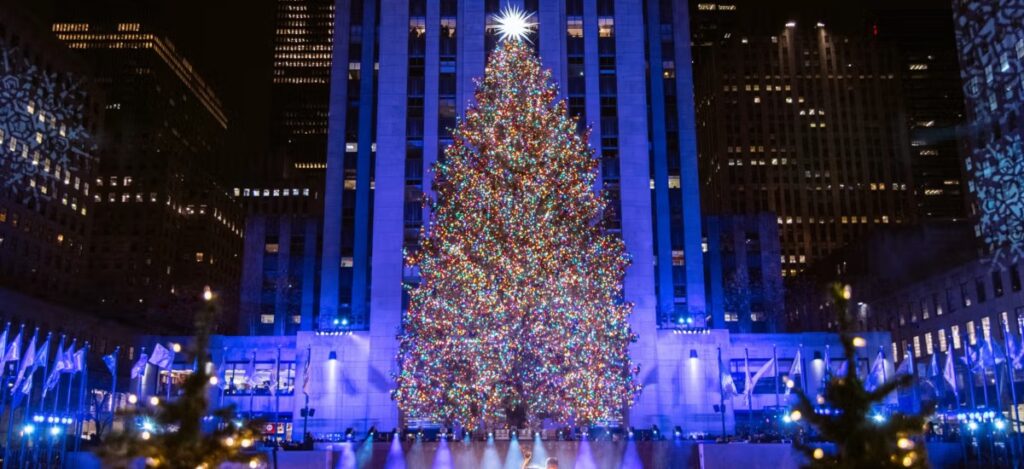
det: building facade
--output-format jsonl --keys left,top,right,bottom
{"left": 139, "top": 329, "right": 892, "bottom": 439}
{"left": 952, "top": 0, "right": 1024, "bottom": 270}
{"left": 694, "top": 8, "right": 917, "bottom": 277}
{"left": 229, "top": 0, "right": 713, "bottom": 431}
{"left": 0, "top": 8, "right": 101, "bottom": 306}
{"left": 267, "top": 0, "right": 334, "bottom": 187}
{"left": 51, "top": 21, "right": 245, "bottom": 332}
{"left": 705, "top": 214, "right": 785, "bottom": 333}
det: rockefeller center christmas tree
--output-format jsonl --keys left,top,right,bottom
{"left": 393, "top": 8, "right": 639, "bottom": 430}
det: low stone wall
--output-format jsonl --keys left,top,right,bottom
{"left": 66, "top": 441, "right": 963, "bottom": 468}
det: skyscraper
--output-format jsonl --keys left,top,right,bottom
{"left": 52, "top": 21, "right": 244, "bottom": 331}
{"left": 268, "top": 0, "right": 335, "bottom": 186}
{"left": 0, "top": 8, "right": 101, "bottom": 305}
{"left": 952, "top": 0, "right": 1024, "bottom": 269}
{"left": 695, "top": 14, "right": 916, "bottom": 277}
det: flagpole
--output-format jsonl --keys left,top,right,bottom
{"left": 137, "top": 346, "right": 146, "bottom": 400}
{"left": 249, "top": 350, "right": 256, "bottom": 421}
{"left": 275, "top": 347, "right": 281, "bottom": 443}
{"left": 908, "top": 348, "right": 920, "bottom": 414}
{"left": 999, "top": 320, "right": 1019, "bottom": 468}
{"left": 59, "top": 346, "right": 78, "bottom": 469}
{"left": 962, "top": 331, "right": 978, "bottom": 410}
{"left": 744, "top": 348, "right": 752, "bottom": 434}
{"left": 217, "top": 347, "right": 226, "bottom": 411}
{"left": 717, "top": 347, "right": 726, "bottom": 437}
{"left": 73, "top": 342, "right": 89, "bottom": 454}
{"left": 773, "top": 345, "right": 780, "bottom": 411}
{"left": 44, "top": 335, "right": 66, "bottom": 468}
{"left": 1, "top": 323, "right": 23, "bottom": 469}
{"left": 19, "top": 332, "right": 51, "bottom": 467}
{"left": 108, "top": 346, "right": 120, "bottom": 441}
{"left": 800, "top": 344, "right": 808, "bottom": 394}
{"left": 0, "top": 322, "right": 12, "bottom": 468}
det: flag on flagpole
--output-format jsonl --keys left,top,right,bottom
{"left": 244, "top": 352, "right": 256, "bottom": 387}
{"left": 148, "top": 343, "right": 174, "bottom": 369}
{"left": 72, "top": 347, "right": 86, "bottom": 374}
{"left": 19, "top": 334, "right": 49, "bottom": 396}
{"left": 43, "top": 339, "right": 66, "bottom": 395}
{"left": 721, "top": 368, "right": 739, "bottom": 398}
{"left": 11, "top": 331, "right": 37, "bottom": 395}
{"left": 943, "top": 350, "right": 957, "bottom": 395}
{"left": 835, "top": 360, "right": 848, "bottom": 378}
{"left": 102, "top": 351, "right": 117, "bottom": 376}
{"left": 929, "top": 353, "right": 940, "bottom": 377}
{"left": 0, "top": 325, "right": 9, "bottom": 372}
{"left": 130, "top": 352, "right": 149, "bottom": 379}
{"left": 867, "top": 350, "right": 886, "bottom": 390}
{"left": 61, "top": 340, "right": 77, "bottom": 373}
{"left": 301, "top": 348, "right": 312, "bottom": 396}
{"left": 896, "top": 353, "right": 913, "bottom": 376}
{"left": 745, "top": 358, "right": 775, "bottom": 402}
{"left": 785, "top": 349, "right": 803, "bottom": 395}
{"left": 2, "top": 327, "right": 21, "bottom": 371}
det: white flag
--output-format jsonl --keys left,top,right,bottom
{"left": 785, "top": 349, "right": 802, "bottom": 395}
{"left": 867, "top": 350, "right": 886, "bottom": 391}
{"left": 148, "top": 343, "right": 174, "bottom": 369}
{"left": 895, "top": 353, "right": 913, "bottom": 376}
{"left": 943, "top": 350, "right": 957, "bottom": 394}
{"left": 745, "top": 358, "right": 776, "bottom": 402}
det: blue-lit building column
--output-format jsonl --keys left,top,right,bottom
{"left": 671, "top": 0, "right": 707, "bottom": 321}
{"left": 614, "top": 0, "right": 660, "bottom": 427}
{"left": 349, "top": 0, "right": 380, "bottom": 326}
{"left": 319, "top": 0, "right": 354, "bottom": 328}
{"left": 644, "top": 0, "right": 678, "bottom": 324}
{"left": 366, "top": 0, "right": 410, "bottom": 429}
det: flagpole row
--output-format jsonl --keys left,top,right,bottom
{"left": 0, "top": 323, "right": 20, "bottom": 469}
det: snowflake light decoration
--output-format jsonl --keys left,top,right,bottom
{"left": 0, "top": 42, "right": 96, "bottom": 206}
{"left": 490, "top": 5, "right": 537, "bottom": 43}
{"left": 967, "top": 134, "right": 1024, "bottom": 268}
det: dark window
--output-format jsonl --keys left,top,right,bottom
{"left": 1011, "top": 264, "right": 1022, "bottom": 292}
{"left": 976, "top": 277, "right": 987, "bottom": 304}
{"left": 993, "top": 271, "right": 1005, "bottom": 297}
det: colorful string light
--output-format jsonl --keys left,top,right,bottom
{"left": 393, "top": 39, "right": 640, "bottom": 430}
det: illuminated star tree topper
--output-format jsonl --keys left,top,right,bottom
{"left": 490, "top": 5, "right": 538, "bottom": 43}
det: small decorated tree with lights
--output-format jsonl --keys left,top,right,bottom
{"left": 790, "top": 284, "right": 933, "bottom": 468}
{"left": 94, "top": 288, "right": 263, "bottom": 469}
{"left": 393, "top": 7, "right": 640, "bottom": 430}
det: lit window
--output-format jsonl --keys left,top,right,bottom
{"left": 195, "top": 252, "right": 204, "bottom": 263}
{"left": 938, "top": 329, "right": 947, "bottom": 352}
{"left": 260, "top": 314, "right": 275, "bottom": 324}
{"left": 924, "top": 333, "right": 933, "bottom": 355}
{"left": 265, "top": 243, "right": 279, "bottom": 254}
{"left": 951, "top": 325, "right": 961, "bottom": 349}
{"left": 668, "top": 176, "right": 680, "bottom": 189}
{"left": 913, "top": 336, "right": 921, "bottom": 357}
{"left": 967, "top": 321, "right": 977, "bottom": 346}
{"left": 982, "top": 317, "right": 991, "bottom": 341}
{"left": 724, "top": 312, "right": 738, "bottom": 322}
{"left": 291, "top": 315, "right": 302, "bottom": 324}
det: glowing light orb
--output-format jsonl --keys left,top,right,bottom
{"left": 490, "top": 6, "right": 537, "bottom": 43}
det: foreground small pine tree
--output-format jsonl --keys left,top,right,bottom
{"left": 792, "top": 284, "right": 933, "bottom": 468}
{"left": 393, "top": 36, "right": 639, "bottom": 430}
{"left": 95, "top": 289, "right": 263, "bottom": 469}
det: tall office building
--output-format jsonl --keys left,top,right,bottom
{"left": 52, "top": 21, "right": 244, "bottom": 332}
{"left": 228, "top": 0, "right": 714, "bottom": 430}
{"left": 267, "top": 0, "right": 335, "bottom": 186}
{"left": 952, "top": 0, "right": 1024, "bottom": 269}
{"left": 0, "top": 8, "right": 101, "bottom": 305}
{"left": 693, "top": 1, "right": 968, "bottom": 277}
